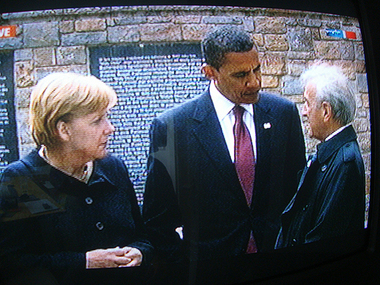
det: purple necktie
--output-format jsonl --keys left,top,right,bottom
{"left": 233, "top": 105, "right": 257, "bottom": 253}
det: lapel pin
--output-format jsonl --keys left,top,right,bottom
{"left": 263, "top": 122, "right": 271, "bottom": 129}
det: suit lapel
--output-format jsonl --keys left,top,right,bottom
{"left": 297, "top": 155, "right": 316, "bottom": 190}
{"left": 283, "top": 155, "right": 317, "bottom": 214}
{"left": 253, "top": 96, "right": 275, "bottom": 179}
{"left": 190, "top": 92, "right": 242, "bottom": 194}
{"left": 190, "top": 92, "right": 281, "bottom": 208}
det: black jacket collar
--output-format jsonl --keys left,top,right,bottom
{"left": 316, "top": 125, "right": 357, "bottom": 164}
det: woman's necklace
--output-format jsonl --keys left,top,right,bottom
{"left": 38, "top": 146, "right": 93, "bottom": 183}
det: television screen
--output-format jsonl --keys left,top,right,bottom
{"left": 0, "top": 0, "right": 379, "bottom": 284}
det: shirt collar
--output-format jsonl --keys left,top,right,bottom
{"left": 209, "top": 80, "right": 254, "bottom": 119}
{"left": 325, "top": 124, "right": 351, "bottom": 141}
{"left": 38, "top": 145, "right": 93, "bottom": 184}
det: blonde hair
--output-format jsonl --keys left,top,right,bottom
{"left": 30, "top": 72, "right": 117, "bottom": 148}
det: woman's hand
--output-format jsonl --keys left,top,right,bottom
{"left": 86, "top": 246, "right": 143, "bottom": 268}
{"left": 118, "top": 247, "right": 143, "bottom": 267}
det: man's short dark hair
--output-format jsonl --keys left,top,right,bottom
{"left": 201, "top": 25, "right": 255, "bottom": 70}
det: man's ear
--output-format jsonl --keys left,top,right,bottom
{"left": 56, "top": 121, "right": 71, "bottom": 142}
{"left": 321, "top": 101, "right": 333, "bottom": 122}
{"left": 201, "top": 64, "right": 217, "bottom": 81}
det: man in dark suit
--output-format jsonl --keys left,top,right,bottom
{"left": 142, "top": 25, "right": 305, "bottom": 265}
{"left": 276, "top": 64, "right": 365, "bottom": 248}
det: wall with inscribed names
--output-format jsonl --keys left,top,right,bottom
{"left": 0, "top": 6, "right": 370, "bottom": 208}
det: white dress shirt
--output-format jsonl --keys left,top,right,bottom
{"left": 209, "top": 81, "right": 257, "bottom": 163}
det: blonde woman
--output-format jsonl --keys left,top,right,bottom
{"left": 0, "top": 73, "right": 152, "bottom": 284}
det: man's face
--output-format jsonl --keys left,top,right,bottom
{"left": 206, "top": 48, "right": 261, "bottom": 104}
{"left": 302, "top": 83, "right": 325, "bottom": 141}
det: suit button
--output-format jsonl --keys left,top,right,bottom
{"left": 302, "top": 205, "right": 309, "bottom": 211}
{"left": 96, "top": 222, "right": 104, "bottom": 230}
{"left": 291, "top": 238, "right": 297, "bottom": 246}
{"left": 321, "top": 165, "right": 327, "bottom": 172}
{"left": 85, "top": 197, "right": 93, "bottom": 205}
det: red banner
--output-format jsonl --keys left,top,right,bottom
{"left": 0, "top": 26, "right": 17, "bottom": 39}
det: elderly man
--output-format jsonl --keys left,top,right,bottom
{"left": 275, "top": 64, "right": 365, "bottom": 248}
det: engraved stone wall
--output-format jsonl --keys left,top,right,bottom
{"left": 0, "top": 51, "right": 18, "bottom": 170}
{"left": 90, "top": 43, "right": 208, "bottom": 194}
{"left": 0, "top": 6, "right": 370, "bottom": 205}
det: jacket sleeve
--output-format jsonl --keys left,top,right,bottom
{"left": 0, "top": 166, "right": 85, "bottom": 278}
{"left": 116, "top": 158, "right": 154, "bottom": 265}
{"left": 142, "top": 118, "right": 183, "bottom": 263}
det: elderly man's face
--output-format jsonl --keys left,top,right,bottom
{"left": 210, "top": 48, "right": 262, "bottom": 104}
{"left": 302, "top": 83, "right": 326, "bottom": 141}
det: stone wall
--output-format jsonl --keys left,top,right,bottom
{"left": 0, "top": 6, "right": 370, "bottom": 204}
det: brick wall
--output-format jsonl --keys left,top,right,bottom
{"left": 0, "top": 6, "right": 370, "bottom": 208}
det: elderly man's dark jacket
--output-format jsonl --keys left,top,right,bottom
{"left": 276, "top": 125, "right": 365, "bottom": 248}
{"left": 143, "top": 90, "right": 305, "bottom": 262}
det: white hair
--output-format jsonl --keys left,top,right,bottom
{"left": 300, "top": 64, "right": 356, "bottom": 126}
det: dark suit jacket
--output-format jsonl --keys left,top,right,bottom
{"left": 143, "top": 89, "right": 305, "bottom": 262}
{"left": 276, "top": 125, "right": 365, "bottom": 248}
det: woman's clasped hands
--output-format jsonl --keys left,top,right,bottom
{"left": 86, "top": 246, "right": 143, "bottom": 268}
